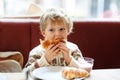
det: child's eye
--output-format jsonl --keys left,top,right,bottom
{"left": 49, "top": 29, "right": 54, "bottom": 32}
{"left": 59, "top": 28, "right": 65, "bottom": 31}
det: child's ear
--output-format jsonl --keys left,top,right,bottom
{"left": 67, "top": 29, "right": 70, "bottom": 35}
{"left": 41, "top": 30, "right": 45, "bottom": 37}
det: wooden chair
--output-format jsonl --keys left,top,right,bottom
{"left": 0, "top": 60, "right": 22, "bottom": 72}
{"left": 0, "top": 51, "right": 24, "bottom": 69}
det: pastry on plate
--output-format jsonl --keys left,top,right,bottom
{"left": 62, "top": 67, "right": 89, "bottom": 80}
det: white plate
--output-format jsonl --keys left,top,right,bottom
{"left": 32, "top": 66, "right": 66, "bottom": 80}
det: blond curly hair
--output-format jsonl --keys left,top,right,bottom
{"left": 39, "top": 8, "right": 73, "bottom": 34}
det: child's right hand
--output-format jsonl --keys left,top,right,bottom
{"left": 44, "top": 44, "right": 60, "bottom": 64}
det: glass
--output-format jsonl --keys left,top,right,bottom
{"left": 78, "top": 57, "right": 94, "bottom": 73}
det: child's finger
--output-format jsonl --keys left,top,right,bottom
{"left": 47, "top": 44, "right": 55, "bottom": 50}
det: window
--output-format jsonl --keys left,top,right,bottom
{"left": 0, "top": 0, "right": 120, "bottom": 20}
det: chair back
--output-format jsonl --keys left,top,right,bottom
{"left": 0, "top": 60, "right": 22, "bottom": 72}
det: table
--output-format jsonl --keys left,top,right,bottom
{"left": 0, "top": 69, "right": 120, "bottom": 80}
{"left": 0, "top": 73, "right": 26, "bottom": 80}
{"left": 86, "top": 69, "right": 120, "bottom": 80}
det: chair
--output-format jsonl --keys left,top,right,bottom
{"left": 0, "top": 51, "right": 24, "bottom": 68}
{"left": 0, "top": 60, "right": 22, "bottom": 72}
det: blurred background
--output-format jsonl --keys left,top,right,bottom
{"left": 0, "top": 0, "right": 120, "bottom": 20}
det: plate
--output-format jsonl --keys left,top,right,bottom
{"left": 32, "top": 66, "right": 66, "bottom": 80}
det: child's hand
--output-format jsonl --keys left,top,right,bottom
{"left": 45, "top": 44, "right": 60, "bottom": 64}
{"left": 58, "top": 42, "right": 71, "bottom": 65}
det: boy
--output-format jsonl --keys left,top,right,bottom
{"left": 24, "top": 8, "right": 84, "bottom": 72}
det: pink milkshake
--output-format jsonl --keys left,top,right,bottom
{"left": 78, "top": 57, "right": 94, "bottom": 73}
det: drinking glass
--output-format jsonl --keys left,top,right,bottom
{"left": 78, "top": 57, "right": 94, "bottom": 73}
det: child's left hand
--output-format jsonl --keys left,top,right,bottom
{"left": 58, "top": 42, "right": 71, "bottom": 65}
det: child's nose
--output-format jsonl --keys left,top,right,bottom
{"left": 55, "top": 31, "right": 61, "bottom": 36}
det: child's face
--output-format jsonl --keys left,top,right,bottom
{"left": 41, "top": 21, "right": 69, "bottom": 41}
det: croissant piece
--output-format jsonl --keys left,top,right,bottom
{"left": 40, "top": 39, "right": 65, "bottom": 49}
{"left": 62, "top": 67, "right": 89, "bottom": 80}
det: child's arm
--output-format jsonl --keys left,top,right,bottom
{"left": 67, "top": 43, "right": 84, "bottom": 68}
{"left": 23, "top": 48, "right": 50, "bottom": 72}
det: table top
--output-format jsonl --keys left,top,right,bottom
{"left": 0, "top": 69, "right": 120, "bottom": 80}
{"left": 86, "top": 69, "right": 120, "bottom": 80}
{"left": 0, "top": 73, "right": 26, "bottom": 80}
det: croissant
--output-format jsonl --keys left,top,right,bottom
{"left": 62, "top": 67, "right": 89, "bottom": 80}
{"left": 40, "top": 39, "right": 65, "bottom": 49}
